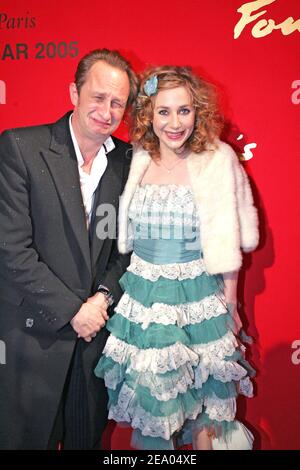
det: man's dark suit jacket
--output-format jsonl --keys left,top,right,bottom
{"left": 0, "top": 112, "right": 131, "bottom": 449}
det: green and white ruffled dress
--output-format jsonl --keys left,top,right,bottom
{"left": 95, "top": 184, "right": 255, "bottom": 450}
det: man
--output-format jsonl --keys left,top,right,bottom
{"left": 0, "top": 49, "right": 138, "bottom": 449}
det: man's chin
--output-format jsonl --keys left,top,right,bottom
{"left": 90, "top": 128, "right": 111, "bottom": 140}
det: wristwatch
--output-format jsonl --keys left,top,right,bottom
{"left": 96, "top": 284, "right": 114, "bottom": 307}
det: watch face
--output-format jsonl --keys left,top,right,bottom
{"left": 97, "top": 285, "right": 114, "bottom": 306}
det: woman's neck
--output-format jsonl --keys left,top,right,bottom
{"left": 159, "top": 145, "right": 189, "bottom": 163}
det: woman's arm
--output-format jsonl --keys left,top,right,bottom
{"left": 223, "top": 271, "right": 242, "bottom": 335}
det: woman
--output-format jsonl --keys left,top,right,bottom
{"left": 95, "top": 66, "right": 259, "bottom": 450}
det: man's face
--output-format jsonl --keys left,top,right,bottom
{"left": 70, "top": 60, "right": 130, "bottom": 145}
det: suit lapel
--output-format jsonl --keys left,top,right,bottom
{"left": 89, "top": 143, "right": 124, "bottom": 272}
{"left": 42, "top": 114, "right": 92, "bottom": 281}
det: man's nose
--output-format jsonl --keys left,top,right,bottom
{"left": 99, "top": 100, "right": 111, "bottom": 121}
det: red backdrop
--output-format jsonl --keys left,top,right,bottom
{"left": 0, "top": 0, "right": 299, "bottom": 450}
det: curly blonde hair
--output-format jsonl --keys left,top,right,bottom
{"left": 130, "top": 66, "right": 223, "bottom": 160}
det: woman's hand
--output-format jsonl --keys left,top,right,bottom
{"left": 231, "top": 304, "right": 243, "bottom": 336}
{"left": 223, "top": 271, "right": 243, "bottom": 335}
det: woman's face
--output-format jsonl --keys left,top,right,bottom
{"left": 152, "top": 86, "right": 195, "bottom": 154}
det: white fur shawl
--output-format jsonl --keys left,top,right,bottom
{"left": 118, "top": 141, "right": 259, "bottom": 274}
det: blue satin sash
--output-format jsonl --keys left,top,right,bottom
{"left": 133, "top": 237, "right": 201, "bottom": 264}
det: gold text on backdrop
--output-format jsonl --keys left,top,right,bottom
{"left": 234, "top": 0, "right": 300, "bottom": 39}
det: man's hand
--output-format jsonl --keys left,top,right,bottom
{"left": 87, "top": 292, "right": 110, "bottom": 320}
{"left": 71, "top": 294, "right": 109, "bottom": 342}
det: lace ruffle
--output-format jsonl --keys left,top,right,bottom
{"left": 129, "top": 184, "right": 197, "bottom": 214}
{"left": 239, "top": 377, "right": 254, "bottom": 397}
{"left": 134, "top": 214, "right": 198, "bottom": 227}
{"left": 109, "top": 384, "right": 236, "bottom": 440}
{"left": 205, "top": 395, "right": 236, "bottom": 422}
{"left": 115, "top": 293, "right": 227, "bottom": 329}
{"left": 103, "top": 331, "right": 238, "bottom": 375}
{"left": 191, "top": 331, "right": 238, "bottom": 361}
{"left": 104, "top": 362, "right": 195, "bottom": 400}
{"left": 127, "top": 253, "right": 206, "bottom": 281}
{"left": 194, "top": 358, "right": 247, "bottom": 389}
{"left": 103, "top": 336, "right": 199, "bottom": 374}
{"left": 109, "top": 383, "right": 202, "bottom": 440}
{"left": 103, "top": 357, "right": 247, "bottom": 401}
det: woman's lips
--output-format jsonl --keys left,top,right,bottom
{"left": 165, "top": 131, "right": 185, "bottom": 140}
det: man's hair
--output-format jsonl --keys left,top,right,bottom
{"left": 74, "top": 48, "right": 138, "bottom": 106}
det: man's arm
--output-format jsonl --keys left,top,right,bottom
{"left": 93, "top": 145, "right": 132, "bottom": 311}
{"left": 94, "top": 239, "right": 131, "bottom": 311}
{"left": 0, "top": 130, "right": 95, "bottom": 335}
